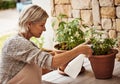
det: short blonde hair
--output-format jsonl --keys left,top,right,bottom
{"left": 18, "top": 5, "right": 48, "bottom": 33}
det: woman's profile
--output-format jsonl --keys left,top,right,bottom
{"left": 0, "top": 5, "right": 92, "bottom": 84}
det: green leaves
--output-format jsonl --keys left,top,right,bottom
{"left": 86, "top": 28, "right": 118, "bottom": 55}
{"left": 54, "top": 15, "right": 85, "bottom": 50}
{"left": 54, "top": 14, "right": 118, "bottom": 53}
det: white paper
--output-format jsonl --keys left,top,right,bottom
{"left": 64, "top": 54, "right": 85, "bottom": 78}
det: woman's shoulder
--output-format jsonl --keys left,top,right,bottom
{"left": 2, "top": 35, "right": 33, "bottom": 52}
{"left": 3, "top": 35, "right": 30, "bottom": 46}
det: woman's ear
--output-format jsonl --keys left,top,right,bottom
{"left": 26, "top": 22, "right": 32, "bottom": 28}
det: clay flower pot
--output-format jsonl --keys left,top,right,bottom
{"left": 89, "top": 49, "right": 118, "bottom": 79}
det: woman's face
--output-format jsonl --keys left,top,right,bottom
{"left": 29, "top": 20, "right": 46, "bottom": 38}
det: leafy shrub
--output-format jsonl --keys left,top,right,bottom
{"left": 85, "top": 28, "right": 118, "bottom": 55}
{"left": 52, "top": 14, "right": 87, "bottom": 50}
{"left": 0, "top": 0, "right": 16, "bottom": 10}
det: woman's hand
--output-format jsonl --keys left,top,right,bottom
{"left": 73, "top": 45, "right": 93, "bottom": 57}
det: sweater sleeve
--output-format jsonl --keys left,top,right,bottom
{"left": 2, "top": 36, "right": 53, "bottom": 70}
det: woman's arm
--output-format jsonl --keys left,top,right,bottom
{"left": 42, "top": 48, "right": 66, "bottom": 56}
{"left": 51, "top": 45, "right": 92, "bottom": 68}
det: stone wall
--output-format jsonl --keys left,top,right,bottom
{"left": 51, "top": 0, "right": 120, "bottom": 57}
{"left": 51, "top": 0, "right": 120, "bottom": 38}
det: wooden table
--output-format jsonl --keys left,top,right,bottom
{"left": 42, "top": 58, "right": 120, "bottom": 84}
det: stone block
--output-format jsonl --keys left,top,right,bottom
{"left": 99, "top": 0, "right": 114, "bottom": 6}
{"left": 92, "top": 0, "right": 100, "bottom": 25}
{"left": 101, "top": 7, "right": 115, "bottom": 18}
{"left": 71, "top": 0, "right": 91, "bottom": 9}
{"left": 55, "top": 0, "right": 70, "bottom": 4}
{"left": 108, "top": 30, "right": 117, "bottom": 38}
{"left": 115, "top": 0, "right": 120, "bottom": 5}
{"left": 55, "top": 5, "right": 72, "bottom": 17}
{"left": 72, "top": 10, "right": 80, "bottom": 18}
{"left": 116, "top": 6, "right": 120, "bottom": 18}
{"left": 116, "top": 19, "right": 120, "bottom": 32}
{"left": 81, "top": 10, "right": 93, "bottom": 26}
{"left": 101, "top": 18, "right": 112, "bottom": 30}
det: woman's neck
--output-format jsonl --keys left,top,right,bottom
{"left": 19, "top": 32, "right": 32, "bottom": 40}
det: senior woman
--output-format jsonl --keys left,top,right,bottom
{"left": 0, "top": 5, "right": 92, "bottom": 84}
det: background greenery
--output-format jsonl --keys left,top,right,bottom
{"left": 0, "top": 0, "right": 16, "bottom": 10}
{"left": 30, "top": 36, "right": 44, "bottom": 49}
{"left": 0, "top": 34, "right": 44, "bottom": 54}
{"left": 0, "top": 34, "right": 11, "bottom": 53}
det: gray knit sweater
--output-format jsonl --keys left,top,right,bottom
{"left": 0, "top": 35, "right": 52, "bottom": 84}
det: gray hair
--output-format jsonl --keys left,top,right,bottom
{"left": 18, "top": 5, "right": 48, "bottom": 33}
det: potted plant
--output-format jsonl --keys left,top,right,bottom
{"left": 85, "top": 28, "right": 119, "bottom": 79}
{"left": 53, "top": 14, "right": 86, "bottom": 50}
{"left": 52, "top": 14, "right": 87, "bottom": 75}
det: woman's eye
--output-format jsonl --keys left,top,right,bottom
{"left": 39, "top": 25, "right": 43, "bottom": 27}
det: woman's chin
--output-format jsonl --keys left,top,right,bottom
{"left": 33, "top": 33, "right": 41, "bottom": 38}
{"left": 36, "top": 34, "right": 41, "bottom": 38}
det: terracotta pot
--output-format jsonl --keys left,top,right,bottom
{"left": 89, "top": 49, "right": 118, "bottom": 79}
